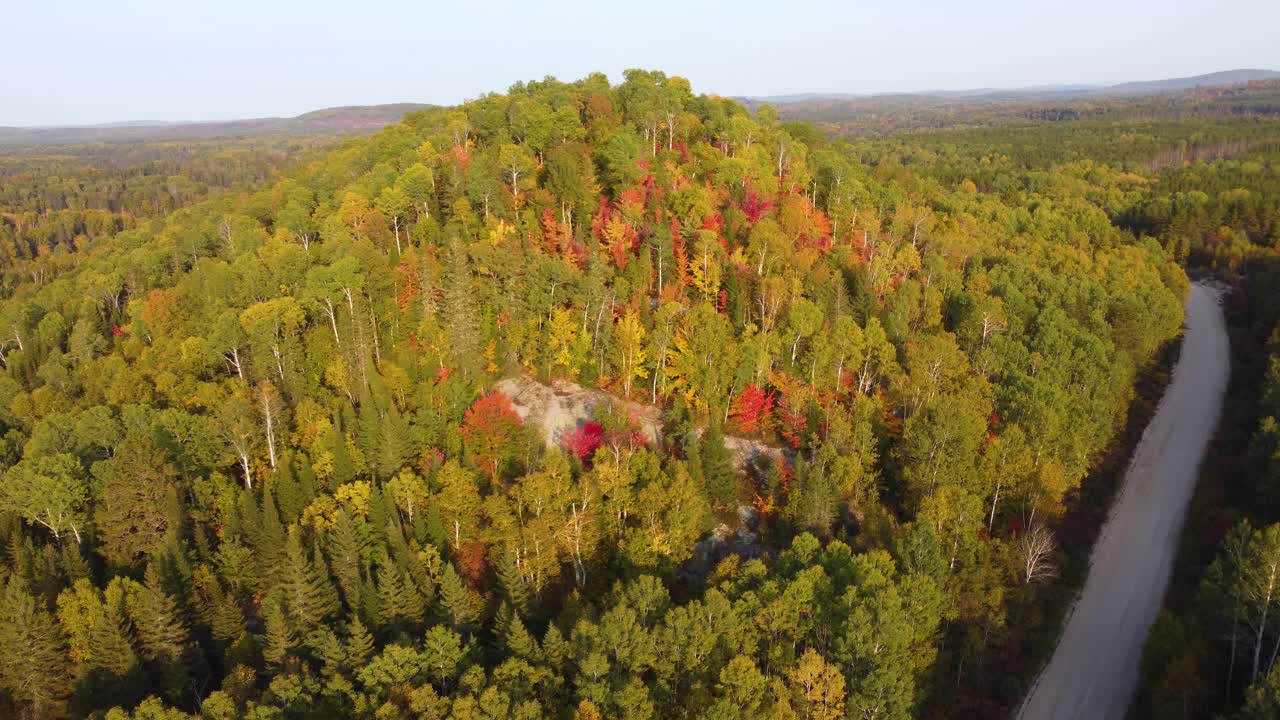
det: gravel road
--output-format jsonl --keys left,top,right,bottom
{"left": 1018, "top": 281, "right": 1230, "bottom": 719}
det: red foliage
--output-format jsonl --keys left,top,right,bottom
{"left": 395, "top": 248, "right": 420, "bottom": 311}
{"left": 458, "top": 541, "right": 488, "bottom": 587}
{"left": 730, "top": 384, "right": 776, "bottom": 435}
{"left": 741, "top": 191, "right": 773, "bottom": 224}
{"left": 448, "top": 143, "right": 471, "bottom": 168}
{"left": 670, "top": 218, "right": 689, "bottom": 286}
{"left": 111, "top": 325, "right": 124, "bottom": 337}
{"left": 591, "top": 198, "right": 641, "bottom": 268}
{"left": 434, "top": 366, "right": 451, "bottom": 384}
{"left": 562, "top": 421, "right": 605, "bottom": 463}
{"left": 460, "top": 392, "right": 523, "bottom": 480}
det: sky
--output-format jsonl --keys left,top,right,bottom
{"left": 5, "top": 0, "right": 1280, "bottom": 126}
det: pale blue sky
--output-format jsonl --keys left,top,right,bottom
{"left": 5, "top": 0, "right": 1278, "bottom": 126}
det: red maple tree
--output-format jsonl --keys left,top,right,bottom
{"left": 562, "top": 421, "right": 605, "bottom": 463}
{"left": 730, "top": 384, "right": 776, "bottom": 435}
{"left": 460, "top": 392, "right": 523, "bottom": 480}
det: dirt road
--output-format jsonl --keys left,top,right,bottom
{"left": 1018, "top": 281, "right": 1229, "bottom": 719}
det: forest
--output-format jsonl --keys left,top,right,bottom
{"left": 0, "top": 70, "right": 1274, "bottom": 719}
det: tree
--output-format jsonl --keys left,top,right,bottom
{"left": 95, "top": 437, "right": 178, "bottom": 568}
{"left": 0, "top": 578, "right": 73, "bottom": 719}
{"left": 1, "top": 453, "right": 87, "bottom": 544}
{"left": 375, "top": 186, "right": 411, "bottom": 255}
{"left": 698, "top": 425, "right": 737, "bottom": 512}
{"left": 238, "top": 296, "right": 304, "bottom": 385}
{"left": 729, "top": 384, "right": 775, "bottom": 435}
{"left": 460, "top": 392, "right": 523, "bottom": 481}
{"left": 277, "top": 530, "right": 339, "bottom": 634}
{"left": 1018, "top": 523, "right": 1058, "bottom": 584}
{"left": 612, "top": 308, "right": 648, "bottom": 397}
{"left": 498, "top": 144, "right": 536, "bottom": 200}
{"left": 562, "top": 422, "right": 605, "bottom": 463}
{"left": 786, "top": 298, "right": 822, "bottom": 364}
{"left": 788, "top": 649, "right": 846, "bottom": 720}
{"left": 124, "top": 568, "right": 189, "bottom": 666}
{"left": 436, "top": 461, "right": 482, "bottom": 553}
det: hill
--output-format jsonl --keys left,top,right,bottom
{"left": 0, "top": 102, "right": 431, "bottom": 146}
{"left": 0, "top": 69, "right": 1204, "bottom": 720}
{"left": 741, "top": 68, "right": 1280, "bottom": 107}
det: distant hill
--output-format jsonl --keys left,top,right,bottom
{"left": 1101, "top": 69, "right": 1280, "bottom": 95}
{"left": 0, "top": 103, "right": 432, "bottom": 147}
{"left": 741, "top": 69, "right": 1280, "bottom": 106}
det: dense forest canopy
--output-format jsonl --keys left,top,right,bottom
{"left": 0, "top": 136, "right": 349, "bottom": 300}
{"left": 0, "top": 69, "right": 1259, "bottom": 719}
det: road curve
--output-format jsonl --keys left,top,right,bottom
{"left": 1018, "top": 281, "right": 1230, "bottom": 720}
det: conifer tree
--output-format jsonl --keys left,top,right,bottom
{"left": 495, "top": 550, "right": 531, "bottom": 617}
{"left": 255, "top": 487, "right": 287, "bottom": 585}
{"left": 0, "top": 578, "right": 73, "bottom": 719}
{"left": 439, "top": 564, "right": 483, "bottom": 631}
{"left": 277, "top": 530, "right": 339, "bottom": 636}
{"left": 699, "top": 424, "right": 737, "bottom": 512}
{"left": 125, "top": 567, "right": 189, "bottom": 665}
{"left": 345, "top": 617, "right": 374, "bottom": 668}
{"left": 86, "top": 600, "right": 137, "bottom": 676}
{"left": 375, "top": 559, "right": 425, "bottom": 631}
{"left": 327, "top": 509, "right": 367, "bottom": 612}
{"left": 260, "top": 595, "right": 295, "bottom": 669}
{"left": 377, "top": 406, "right": 412, "bottom": 478}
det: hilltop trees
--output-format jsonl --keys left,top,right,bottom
{"left": 0, "top": 70, "right": 1199, "bottom": 719}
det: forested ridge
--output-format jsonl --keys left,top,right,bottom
{"left": 0, "top": 136, "right": 346, "bottom": 301}
{"left": 0, "top": 70, "right": 1221, "bottom": 719}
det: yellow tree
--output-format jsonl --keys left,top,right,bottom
{"left": 612, "top": 308, "right": 648, "bottom": 397}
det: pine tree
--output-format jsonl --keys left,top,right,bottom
{"left": 192, "top": 566, "right": 243, "bottom": 645}
{"left": 306, "top": 627, "right": 346, "bottom": 678}
{"left": 441, "top": 240, "right": 481, "bottom": 376}
{"left": 0, "top": 578, "right": 73, "bottom": 719}
{"left": 277, "top": 530, "right": 339, "bottom": 635}
{"left": 260, "top": 595, "right": 295, "bottom": 669}
{"left": 376, "top": 559, "right": 425, "bottom": 631}
{"left": 699, "top": 424, "right": 738, "bottom": 512}
{"left": 255, "top": 487, "right": 287, "bottom": 586}
{"left": 125, "top": 567, "right": 189, "bottom": 665}
{"left": 439, "top": 564, "right": 482, "bottom": 631}
{"left": 86, "top": 601, "right": 137, "bottom": 676}
{"left": 345, "top": 617, "right": 374, "bottom": 668}
{"left": 494, "top": 550, "right": 530, "bottom": 617}
{"left": 327, "top": 509, "right": 367, "bottom": 612}
{"left": 503, "top": 614, "right": 539, "bottom": 661}
{"left": 377, "top": 406, "right": 412, "bottom": 478}
{"left": 356, "top": 401, "right": 382, "bottom": 480}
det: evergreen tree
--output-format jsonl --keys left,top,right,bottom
{"left": 345, "top": 618, "right": 374, "bottom": 668}
{"left": 441, "top": 240, "right": 481, "bottom": 376}
{"left": 439, "top": 564, "right": 483, "bottom": 632}
{"left": 375, "top": 558, "right": 425, "bottom": 631}
{"left": 327, "top": 509, "right": 367, "bottom": 613}
{"left": 699, "top": 424, "right": 737, "bottom": 512}
{"left": 0, "top": 578, "right": 73, "bottom": 719}
{"left": 260, "top": 595, "right": 296, "bottom": 669}
{"left": 377, "top": 406, "right": 412, "bottom": 478}
{"left": 277, "top": 530, "right": 339, "bottom": 634}
{"left": 86, "top": 601, "right": 137, "bottom": 676}
{"left": 125, "top": 567, "right": 189, "bottom": 665}
{"left": 495, "top": 550, "right": 530, "bottom": 617}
